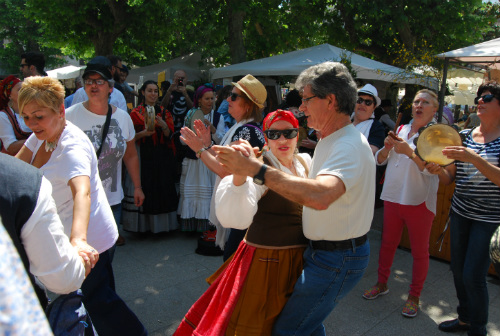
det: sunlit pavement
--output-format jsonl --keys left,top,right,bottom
{"left": 113, "top": 207, "right": 500, "bottom": 336}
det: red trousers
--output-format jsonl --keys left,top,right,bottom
{"left": 378, "top": 201, "right": 434, "bottom": 297}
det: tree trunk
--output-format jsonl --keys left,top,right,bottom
{"left": 227, "top": 0, "right": 246, "bottom": 64}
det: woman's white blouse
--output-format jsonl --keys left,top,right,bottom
{"left": 215, "top": 151, "right": 311, "bottom": 229}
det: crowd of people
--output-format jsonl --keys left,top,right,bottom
{"left": 0, "top": 51, "right": 499, "bottom": 336}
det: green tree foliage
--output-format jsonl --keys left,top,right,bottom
{"left": 0, "top": 0, "right": 65, "bottom": 75}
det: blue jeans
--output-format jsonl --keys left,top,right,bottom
{"left": 450, "top": 210, "right": 499, "bottom": 336}
{"left": 81, "top": 250, "right": 147, "bottom": 336}
{"left": 273, "top": 239, "right": 370, "bottom": 336}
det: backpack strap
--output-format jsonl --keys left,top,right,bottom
{"left": 96, "top": 104, "right": 112, "bottom": 159}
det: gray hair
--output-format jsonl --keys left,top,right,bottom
{"left": 295, "top": 62, "right": 357, "bottom": 115}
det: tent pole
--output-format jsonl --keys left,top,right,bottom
{"left": 438, "top": 58, "right": 449, "bottom": 123}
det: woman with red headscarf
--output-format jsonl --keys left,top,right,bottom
{"left": 0, "top": 75, "right": 31, "bottom": 155}
{"left": 174, "top": 110, "right": 311, "bottom": 336}
{"left": 178, "top": 84, "right": 225, "bottom": 232}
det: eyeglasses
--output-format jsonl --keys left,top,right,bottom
{"left": 264, "top": 128, "right": 299, "bottom": 140}
{"left": 20, "top": 64, "right": 29, "bottom": 68}
{"left": 84, "top": 79, "right": 107, "bottom": 86}
{"left": 230, "top": 92, "right": 244, "bottom": 101}
{"left": 356, "top": 97, "right": 374, "bottom": 106}
{"left": 301, "top": 95, "right": 317, "bottom": 105}
{"left": 474, "top": 94, "right": 495, "bottom": 105}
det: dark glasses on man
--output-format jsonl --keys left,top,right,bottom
{"left": 230, "top": 92, "right": 244, "bottom": 101}
{"left": 264, "top": 128, "right": 299, "bottom": 140}
{"left": 356, "top": 97, "right": 374, "bottom": 106}
{"left": 474, "top": 94, "right": 495, "bottom": 105}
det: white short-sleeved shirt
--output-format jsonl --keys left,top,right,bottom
{"left": 24, "top": 121, "right": 117, "bottom": 253}
{"left": 376, "top": 123, "right": 439, "bottom": 214}
{"left": 71, "top": 87, "right": 127, "bottom": 112}
{"left": 303, "top": 124, "right": 375, "bottom": 241}
{"left": 0, "top": 109, "right": 32, "bottom": 149}
{"left": 66, "top": 103, "right": 135, "bottom": 206}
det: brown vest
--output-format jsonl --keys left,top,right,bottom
{"left": 245, "top": 156, "right": 308, "bottom": 248}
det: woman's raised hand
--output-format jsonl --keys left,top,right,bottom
{"left": 180, "top": 126, "right": 204, "bottom": 152}
{"left": 193, "top": 119, "right": 212, "bottom": 146}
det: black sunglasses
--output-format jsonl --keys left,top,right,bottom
{"left": 230, "top": 92, "right": 243, "bottom": 101}
{"left": 474, "top": 94, "right": 495, "bottom": 105}
{"left": 264, "top": 128, "right": 299, "bottom": 140}
{"left": 356, "top": 97, "right": 374, "bottom": 106}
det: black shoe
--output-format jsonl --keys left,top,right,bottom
{"left": 438, "top": 319, "right": 470, "bottom": 332}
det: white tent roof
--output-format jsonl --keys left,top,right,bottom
{"left": 210, "top": 44, "right": 437, "bottom": 89}
{"left": 47, "top": 65, "right": 86, "bottom": 80}
{"left": 436, "top": 37, "right": 500, "bottom": 66}
{"left": 127, "top": 53, "right": 205, "bottom": 84}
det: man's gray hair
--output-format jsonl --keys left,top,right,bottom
{"left": 295, "top": 62, "right": 357, "bottom": 115}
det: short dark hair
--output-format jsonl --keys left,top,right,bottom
{"left": 477, "top": 81, "right": 500, "bottom": 103}
{"left": 107, "top": 55, "right": 122, "bottom": 68}
{"left": 21, "top": 51, "right": 45, "bottom": 74}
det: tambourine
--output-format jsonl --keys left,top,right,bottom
{"left": 184, "top": 109, "right": 205, "bottom": 131}
{"left": 414, "top": 123, "right": 462, "bottom": 166}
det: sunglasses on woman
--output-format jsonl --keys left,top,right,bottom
{"left": 230, "top": 92, "right": 244, "bottom": 101}
{"left": 474, "top": 94, "right": 495, "bottom": 105}
{"left": 264, "top": 128, "right": 299, "bottom": 140}
{"left": 356, "top": 97, "right": 374, "bottom": 106}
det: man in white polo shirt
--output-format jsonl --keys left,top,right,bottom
{"left": 215, "top": 61, "right": 375, "bottom": 336}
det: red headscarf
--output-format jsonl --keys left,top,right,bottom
{"left": 0, "top": 75, "right": 21, "bottom": 111}
{"left": 263, "top": 109, "right": 299, "bottom": 132}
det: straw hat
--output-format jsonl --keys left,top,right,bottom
{"left": 232, "top": 74, "right": 267, "bottom": 108}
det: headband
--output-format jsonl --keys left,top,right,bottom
{"left": 194, "top": 84, "right": 213, "bottom": 108}
{"left": 263, "top": 109, "right": 299, "bottom": 132}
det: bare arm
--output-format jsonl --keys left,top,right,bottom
{"left": 123, "top": 139, "right": 145, "bottom": 206}
{"left": 68, "top": 175, "right": 99, "bottom": 268}
{"left": 214, "top": 145, "right": 345, "bottom": 210}
{"left": 443, "top": 146, "right": 500, "bottom": 187}
{"left": 15, "top": 145, "right": 33, "bottom": 163}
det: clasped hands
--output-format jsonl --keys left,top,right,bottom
{"left": 71, "top": 237, "right": 99, "bottom": 277}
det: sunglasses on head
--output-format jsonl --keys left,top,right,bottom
{"left": 264, "top": 128, "right": 299, "bottom": 140}
{"left": 474, "top": 94, "right": 495, "bottom": 105}
{"left": 230, "top": 92, "right": 244, "bottom": 101}
{"left": 356, "top": 97, "right": 374, "bottom": 106}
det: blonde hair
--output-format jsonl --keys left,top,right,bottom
{"left": 414, "top": 89, "right": 438, "bottom": 108}
{"left": 18, "top": 76, "right": 65, "bottom": 117}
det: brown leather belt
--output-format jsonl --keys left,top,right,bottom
{"left": 311, "top": 234, "right": 368, "bottom": 251}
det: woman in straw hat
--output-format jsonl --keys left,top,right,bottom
{"left": 180, "top": 74, "right": 267, "bottom": 260}
{"left": 175, "top": 110, "right": 311, "bottom": 336}
{"left": 0, "top": 75, "right": 31, "bottom": 155}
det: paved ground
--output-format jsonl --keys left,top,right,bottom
{"left": 112, "top": 208, "right": 500, "bottom": 336}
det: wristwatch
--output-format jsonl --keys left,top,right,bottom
{"left": 253, "top": 164, "right": 267, "bottom": 185}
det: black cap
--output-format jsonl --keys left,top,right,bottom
{"left": 83, "top": 56, "right": 112, "bottom": 80}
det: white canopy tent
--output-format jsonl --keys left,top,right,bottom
{"left": 210, "top": 44, "right": 438, "bottom": 90}
{"left": 436, "top": 37, "right": 500, "bottom": 120}
{"left": 46, "top": 65, "right": 86, "bottom": 80}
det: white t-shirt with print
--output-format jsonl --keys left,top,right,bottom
{"left": 24, "top": 121, "right": 117, "bottom": 253}
{"left": 66, "top": 103, "right": 135, "bottom": 206}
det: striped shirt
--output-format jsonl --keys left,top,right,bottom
{"left": 451, "top": 129, "right": 500, "bottom": 223}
